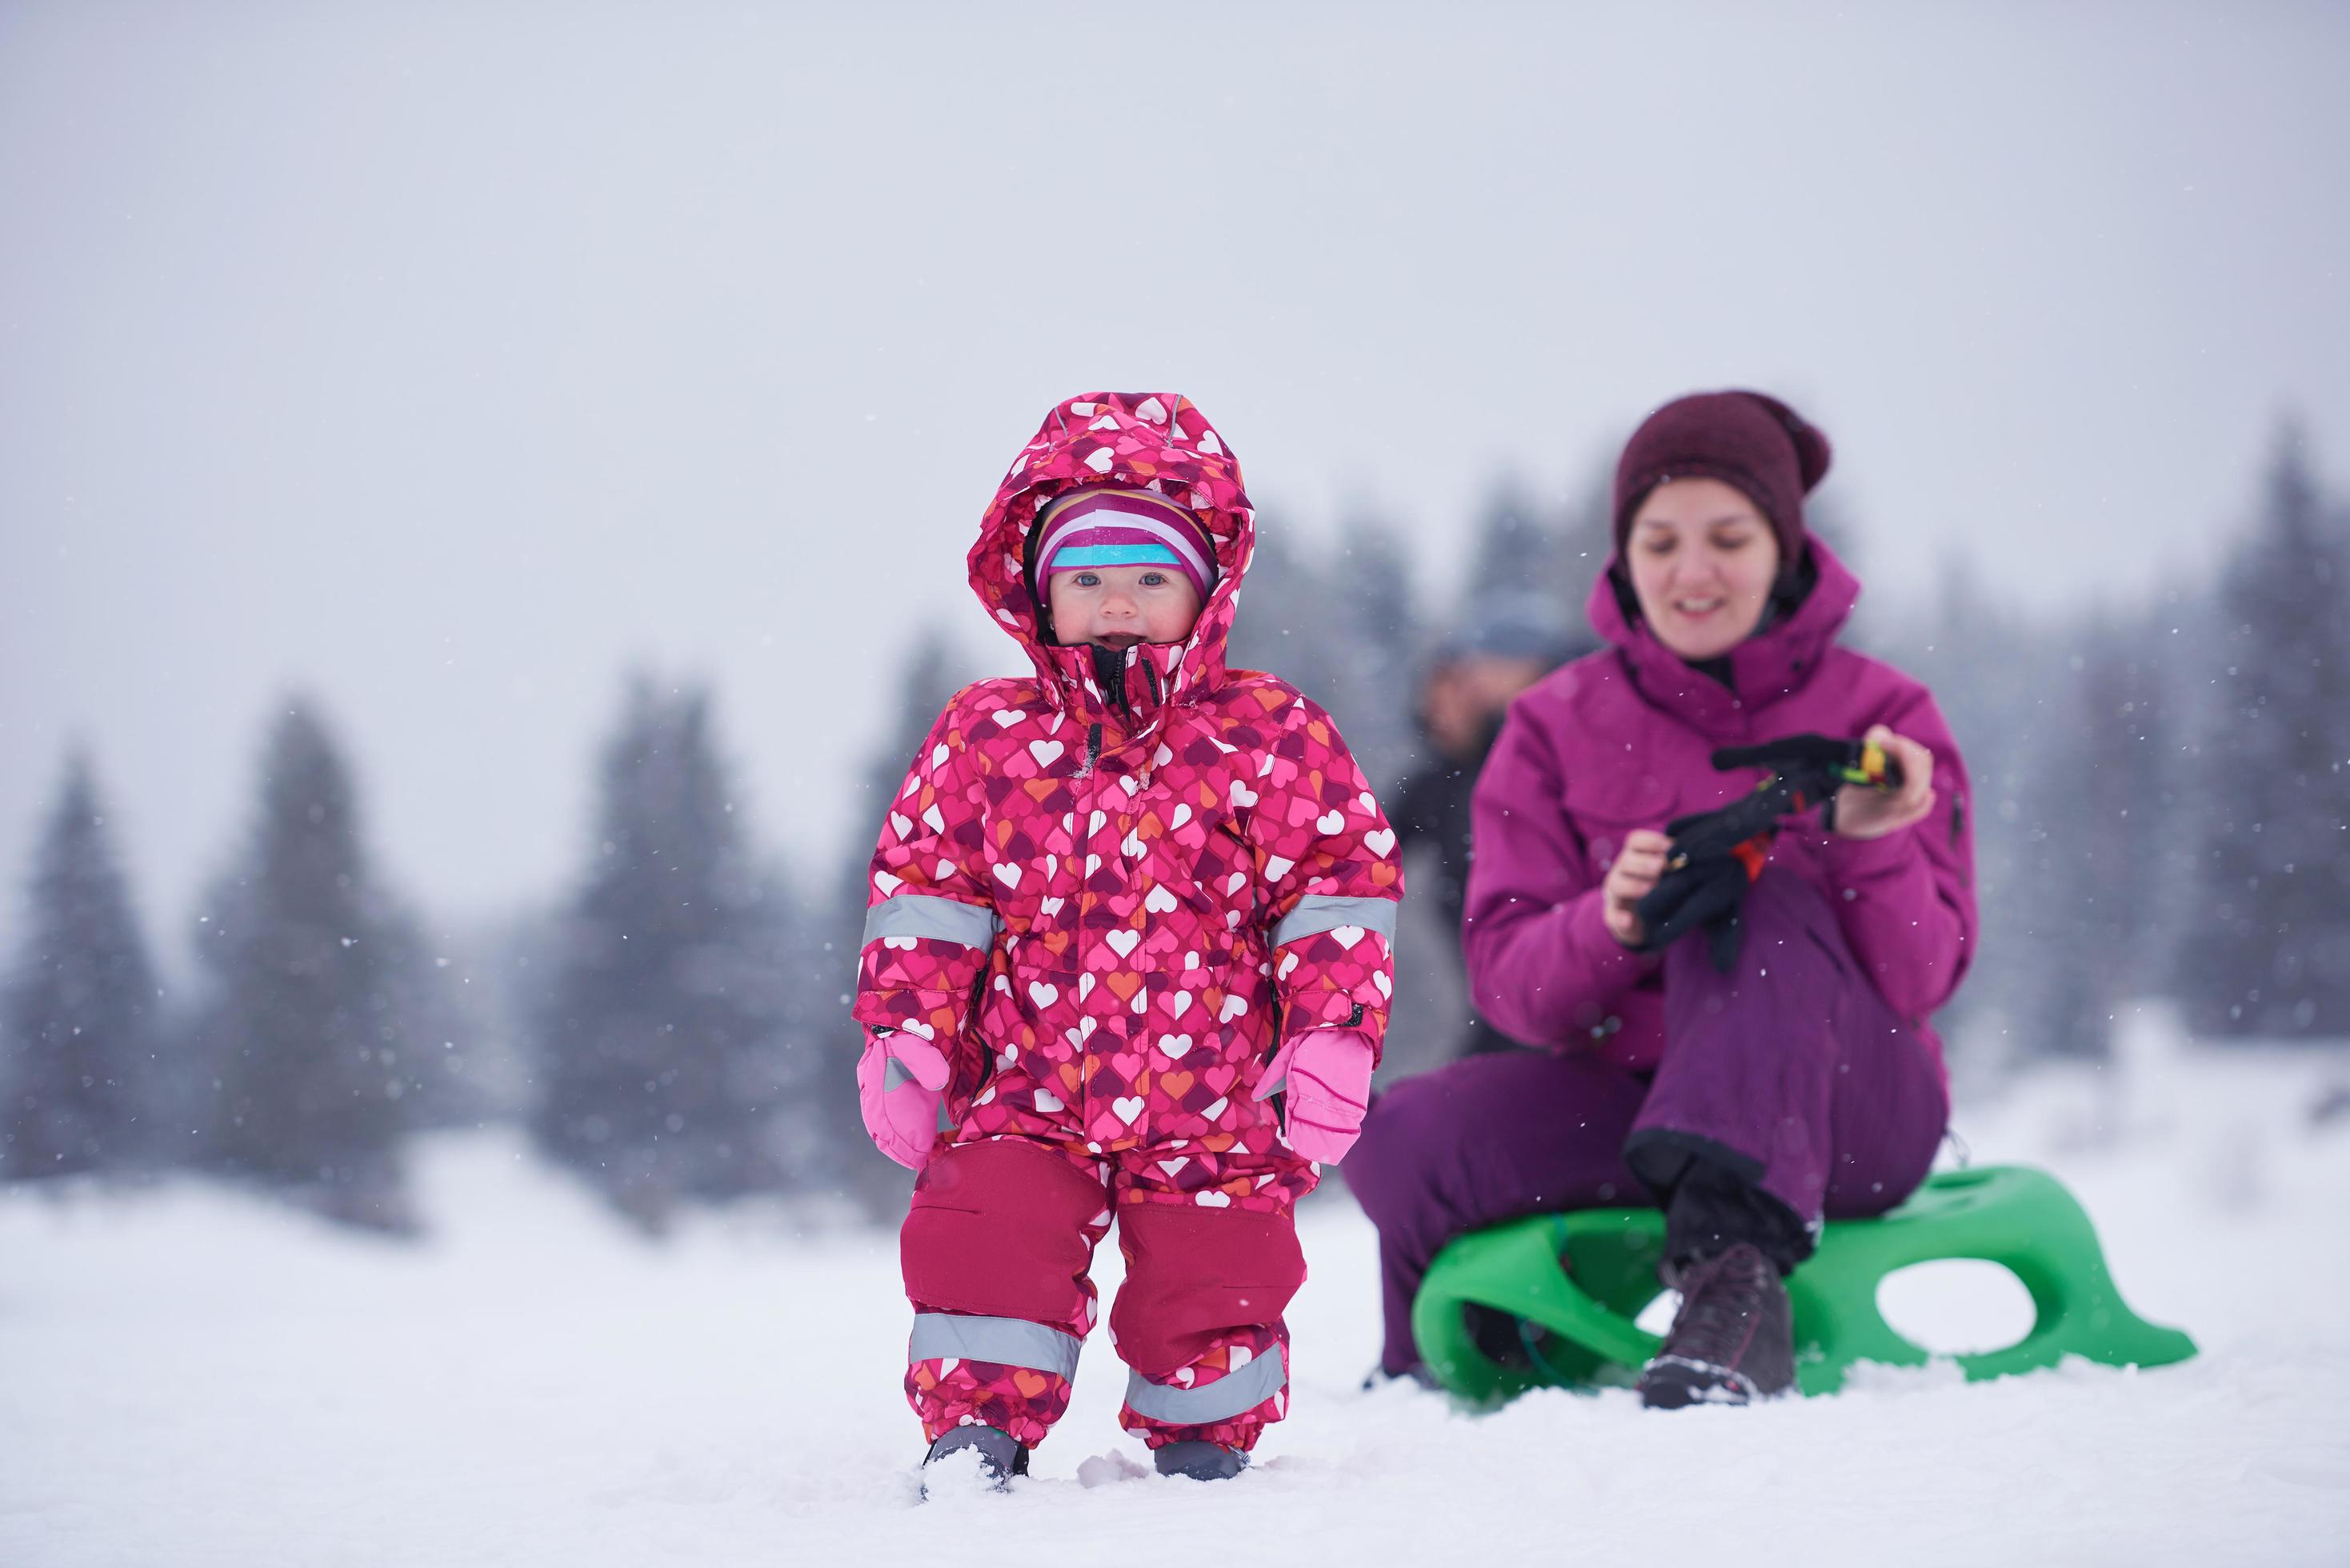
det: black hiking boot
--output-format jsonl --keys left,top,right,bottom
{"left": 1152, "top": 1440, "right": 1250, "bottom": 1481}
{"left": 920, "top": 1426, "right": 1029, "bottom": 1496}
{"left": 1637, "top": 1242, "right": 1796, "bottom": 1410}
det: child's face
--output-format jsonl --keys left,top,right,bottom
{"left": 1048, "top": 565, "right": 1203, "bottom": 650}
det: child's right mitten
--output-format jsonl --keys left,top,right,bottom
{"left": 855, "top": 1027, "right": 950, "bottom": 1170}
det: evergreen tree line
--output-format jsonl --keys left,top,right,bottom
{"left": 5, "top": 426, "right": 2344, "bottom": 1227}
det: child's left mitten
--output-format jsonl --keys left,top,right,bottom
{"left": 856, "top": 1028, "right": 950, "bottom": 1170}
{"left": 1252, "top": 1027, "right": 1376, "bottom": 1165}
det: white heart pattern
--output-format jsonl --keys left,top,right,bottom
{"left": 1107, "top": 930, "right": 1141, "bottom": 957}
{"left": 1028, "top": 982, "right": 1059, "bottom": 1009}
{"left": 1159, "top": 1034, "right": 1194, "bottom": 1058}
{"left": 1029, "top": 739, "right": 1065, "bottom": 769}
{"left": 1112, "top": 1096, "right": 1146, "bottom": 1126}
{"left": 1316, "top": 810, "right": 1344, "bottom": 834}
{"left": 1365, "top": 828, "right": 1396, "bottom": 858}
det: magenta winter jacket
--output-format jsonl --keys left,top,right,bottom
{"left": 1461, "top": 540, "right": 1976, "bottom": 1079}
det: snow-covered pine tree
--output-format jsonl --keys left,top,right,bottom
{"left": 193, "top": 702, "right": 434, "bottom": 1229}
{"left": 2, "top": 750, "right": 163, "bottom": 1181}
{"left": 1226, "top": 517, "right": 1346, "bottom": 709}
{"left": 1464, "top": 478, "right": 1579, "bottom": 613}
{"left": 530, "top": 678, "right": 793, "bottom": 1231}
{"left": 2000, "top": 614, "right": 2185, "bottom": 1059}
{"left": 1319, "top": 515, "right": 1423, "bottom": 796}
{"left": 2179, "top": 428, "right": 2350, "bottom": 1038}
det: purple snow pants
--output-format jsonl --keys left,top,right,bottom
{"left": 1346, "top": 869, "right": 1950, "bottom": 1376}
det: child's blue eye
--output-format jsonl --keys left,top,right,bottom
{"left": 1072, "top": 572, "right": 1100, "bottom": 587}
{"left": 1139, "top": 571, "right": 1167, "bottom": 586}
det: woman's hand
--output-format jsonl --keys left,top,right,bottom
{"left": 1833, "top": 725, "right": 1936, "bottom": 842}
{"left": 1603, "top": 828, "right": 1672, "bottom": 947}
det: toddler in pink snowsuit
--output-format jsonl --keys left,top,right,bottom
{"left": 853, "top": 391, "right": 1403, "bottom": 1485}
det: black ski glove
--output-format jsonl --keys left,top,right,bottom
{"left": 1631, "top": 734, "right": 1903, "bottom": 972}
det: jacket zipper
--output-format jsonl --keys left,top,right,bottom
{"left": 1076, "top": 719, "right": 1105, "bottom": 1112}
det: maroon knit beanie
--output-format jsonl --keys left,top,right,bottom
{"left": 1611, "top": 390, "right": 1833, "bottom": 564}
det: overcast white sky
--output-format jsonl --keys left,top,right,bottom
{"left": 4, "top": 1, "right": 2346, "bottom": 971}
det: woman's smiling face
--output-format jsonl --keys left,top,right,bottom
{"left": 1623, "top": 477, "right": 1783, "bottom": 661}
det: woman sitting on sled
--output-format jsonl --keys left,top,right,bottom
{"left": 1347, "top": 390, "right": 1976, "bottom": 1407}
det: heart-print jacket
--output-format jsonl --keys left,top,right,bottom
{"left": 853, "top": 392, "right": 1403, "bottom": 1154}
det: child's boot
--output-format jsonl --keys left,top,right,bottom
{"left": 1152, "top": 1441, "right": 1249, "bottom": 1481}
{"left": 921, "top": 1426, "right": 1029, "bottom": 1496}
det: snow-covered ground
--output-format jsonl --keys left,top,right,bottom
{"left": 6, "top": 1018, "right": 2348, "bottom": 1567}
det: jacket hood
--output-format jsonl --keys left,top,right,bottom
{"left": 1585, "top": 536, "right": 1862, "bottom": 734}
{"left": 971, "top": 392, "right": 1253, "bottom": 730}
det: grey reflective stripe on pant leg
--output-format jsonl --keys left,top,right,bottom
{"left": 863, "top": 894, "right": 1003, "bottom": 950}
{"left": 1271, "top": 894, "right": 1398, "bottom": 948}
{"left": 908, "top": 1314, "right": 1083, "bottom": 1381}
{"left": 1121, "top": 1346, "right": 1287, "bottom": 1426}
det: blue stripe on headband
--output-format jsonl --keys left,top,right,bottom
{"left": 1049, "top": 543, "right": 1183, "bottom": 570}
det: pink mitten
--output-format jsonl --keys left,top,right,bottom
{"left": 856, "top": 1028, "right": 951, "bottom": 1170}
{"left": 1251, "top": 1027, "right": 1375, "bottom": 1164}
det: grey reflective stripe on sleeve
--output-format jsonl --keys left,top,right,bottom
{"left": 1271, "top": 894, "right": 1399, "bottom": 948}
{"left": 1120, "top": 1345, "right": 1287, "bottom": 1425}
{"left": 863, "top": 893, "right": 1002, "bottom": 950}
{"left": 908, "top": 1314, "right": 1083, "bottom": 1380}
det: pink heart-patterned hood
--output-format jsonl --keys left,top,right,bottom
{"left": 969, "top": 392, "right": 1252, "bottom": 731}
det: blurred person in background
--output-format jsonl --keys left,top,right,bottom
{"left": 1389, "top": 598, "right": 1582, "bottom": 1058}
{"left": 1347, "top": 391, "right": 1974, "bottom": 1408}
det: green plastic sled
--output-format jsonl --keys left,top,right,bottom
{"left": 1410, "top": 1164, "right": 2196, "bottom": 1403}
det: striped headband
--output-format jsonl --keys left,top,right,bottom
{"left": 1033, "top": 487, "right": 1219, "bottom": 603}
